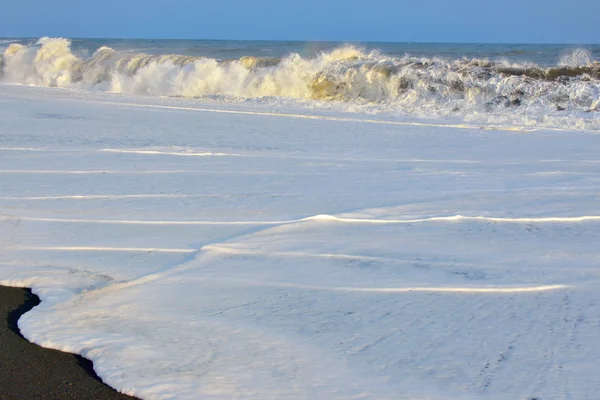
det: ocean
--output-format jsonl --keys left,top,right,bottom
{"left": 1, "top": 37, "right": 599, "bottom": 130}
{"left": 2, "top": 38, "right": 600, "bottom": 400}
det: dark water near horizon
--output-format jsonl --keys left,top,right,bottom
{"left": 2, "top": 37, "right": 600, "bottom": 65}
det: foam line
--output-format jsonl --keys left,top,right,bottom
{"left": 0, "top": 147, "right": 85, "bottom": 152}
{"left": 0, "top": 194, "right": 284, "bottom": 200}
{"left": 0, "top": 169, "right": 274, "bottom": 175}
{"left": 276, "top": 283, "right": 570, "bottom": 293}
{"left": 4, "top": 147, "right": 599, "bottom": 166}
{"left": 105, "top": 101, "right": 534, "bottom": 132}
{"left": 100, "top": 149, "right": 240, "bottom": 157}
{"left": 0, "top": 169, "right": 201, "bottom": 175}
{"left": 203, "top": 245, "right": 395, "bottom": 262}
{"left": 15, "top": 217, "right": 282, "bottom": 225}
{"left": 208, "top": 278, "right": 571, "bottom": 293}
{"left": 327, "top": 284, "right": 570, "bottom": 293}
{"left": 15, "top": 246, "right": 196, "bottom": 253}
{"left": 11, "top": 213, "right": 600, "bottom": 226}
{"left": 315, "top": 214, "right": 600, "bottom": 224}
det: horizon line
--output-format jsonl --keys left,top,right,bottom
{"left": 1, "top": 35, "right": 599, "bottom": 46}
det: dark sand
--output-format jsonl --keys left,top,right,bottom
{"left": 0, "top": 285, "right": 139, "bottom": 400}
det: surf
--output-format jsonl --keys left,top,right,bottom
{"left": 1, "top": 37, "right": 599, "bottom": 130}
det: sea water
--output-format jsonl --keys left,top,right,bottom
{"left": 1, "top": 37, "right": 599, "bottom": 130}
{"left": 2, "top": 38, "right": 600, "bottom": 400}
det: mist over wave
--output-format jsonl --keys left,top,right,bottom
{"left": 1, "top": 37, "right": 599, "bottom": 130}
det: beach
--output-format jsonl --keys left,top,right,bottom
{"left": 0, "top": 39, "right": 599, "bottom": 399}
{"left": 0, "top": 285, "right": 137, "bottom": 399}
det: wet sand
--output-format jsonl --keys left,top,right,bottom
{"left": 0, "top": 285, "right": 139, "bottom": 400}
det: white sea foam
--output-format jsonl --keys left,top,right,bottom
{"left": 559, "top": 48, "right": 593, "bottom": 67}
{"left": 1, "top": 38, "right": 599, "bottom": 130}
{"left": 2, "top": 84, "right": 600, "bottom": 399}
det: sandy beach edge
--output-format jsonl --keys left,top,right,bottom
{"left": 0, "top": 285, "right": 139, "bottom": 400}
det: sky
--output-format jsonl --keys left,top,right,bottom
{"left": 2, "top": 0, "right": 599, "bottom": 43}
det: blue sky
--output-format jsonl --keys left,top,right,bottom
{"left": 2, "top": 0, "right": 599, "bottom": 43}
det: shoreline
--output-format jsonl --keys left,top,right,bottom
{"left": 0, "top": 285, "right": 139, "bottom": 400}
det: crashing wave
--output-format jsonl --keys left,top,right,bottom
{"left": 1, "top": 38, "right": 599, "bottom": 130}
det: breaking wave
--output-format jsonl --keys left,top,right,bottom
{"left": 1, "top": 38, "right": 599, "bottom": 130}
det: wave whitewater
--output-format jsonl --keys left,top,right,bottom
{"left": 1, "top": 38, "right": 599, "bottom": 130}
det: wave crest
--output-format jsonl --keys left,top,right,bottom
{"left": 1, "top": 38, "right": 599, "bottom": 130}
{"left": 559, "top": 48, "right": 594, "bottom": 67}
